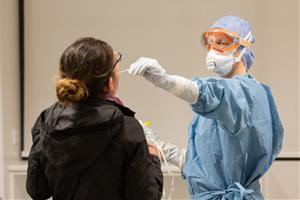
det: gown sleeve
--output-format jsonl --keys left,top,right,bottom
{"left": 190, "top": 77, "right": 252, "bottom": 134}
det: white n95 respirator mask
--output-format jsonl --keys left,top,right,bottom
{"left": 206, "top": 48, "right": 246, "bottom": 77}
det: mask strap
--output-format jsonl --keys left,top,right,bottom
{"left": 234, "top": 47, "right": 247, "bottom": 63}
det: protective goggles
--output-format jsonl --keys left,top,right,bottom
{"left": 202, "top": 28, "right": 252, "bottom": 53}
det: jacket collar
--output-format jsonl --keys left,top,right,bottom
{"left": 85, "top": 97, "right": 135, "bottom": 117}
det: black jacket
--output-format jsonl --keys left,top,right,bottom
{"left": 26, "top": 98, "right": 163, "bottom": 200}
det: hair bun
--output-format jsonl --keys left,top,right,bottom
{"left": 56, "top": 78, "right": 89, "bottom": 106}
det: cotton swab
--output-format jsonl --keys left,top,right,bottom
{"left": 120, "top": 69, "right": 129, "bottom": 74}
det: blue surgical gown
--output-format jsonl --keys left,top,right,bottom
{"left": 182, "top": 75, "right": 283, "bottom": 200}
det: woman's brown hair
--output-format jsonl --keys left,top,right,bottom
{"left": 56, "top": 37, "right": 114, "bottom": 106}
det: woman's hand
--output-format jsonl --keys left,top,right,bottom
{"left": 148, "top": 144, "right": 162, "bottom": 160}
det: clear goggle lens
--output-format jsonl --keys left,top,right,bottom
{"left": 202, "top": 28, "right": 250, "bottom": 53}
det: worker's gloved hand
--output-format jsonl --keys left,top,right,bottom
{"left": 129, "top": 57, "right": 165, "bottom": 76}
{"left": 138, "top": 120, "right": 186, "bottom": 171}
{"left": 129, "top": 57, "right": 172, "bottom": 90}
{"left": 129, "top": 57, "right": 199, "bottom": 104}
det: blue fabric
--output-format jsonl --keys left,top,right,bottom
{"left": 211, "top": 15, "right": 255, "bottom": 70}
{"left": 182, "top": 75, "right": 283, "bottom": 200}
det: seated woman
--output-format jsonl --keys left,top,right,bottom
{"left": 26, "top": 37, "right": 163, "bottom": 200}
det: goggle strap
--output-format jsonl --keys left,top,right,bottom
{"left": 239, "top": 31, "right": 253, "bottom": 47}
{"left": 240, "top": 40, "right": 251, "bottom": 48}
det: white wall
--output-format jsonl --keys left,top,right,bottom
{"left": 0, "top": 0, "right": 5, "bottom": 196}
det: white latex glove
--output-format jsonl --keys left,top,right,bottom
{"left": 138, "top": 120, "right": 186, "bottom": 171}
{"left": 128, "top": 57, "right": 165, "bottom": 76}
{"left": 129, "top": 57, "right": 199, "bottom": 104}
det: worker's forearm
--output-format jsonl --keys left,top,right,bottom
{"left": 144, "top": 72, "right": 199, "bottom": 104}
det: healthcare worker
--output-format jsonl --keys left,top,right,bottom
{"left": 129, "top": 16, "right": 283, "bottom": 200}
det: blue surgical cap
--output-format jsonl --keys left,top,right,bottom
{"left": 211, "top": 15, "right": 255, "bottom": 70}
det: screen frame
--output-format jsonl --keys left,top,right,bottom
{"left": 19, "top": 0, "right": 27, "bottom": 159}
{"left": 18, "top": 0, "right": 299, "bottom": 161}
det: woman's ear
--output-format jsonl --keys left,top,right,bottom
{"left": 107, "top": 77, "right": 114, "bottom": 93}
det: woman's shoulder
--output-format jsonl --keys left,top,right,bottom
{"left": 33, "top": 102, "right": 61, "bottom": 125}
{"left": 122, "top": 116, "right": 145, "bottom": 140}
